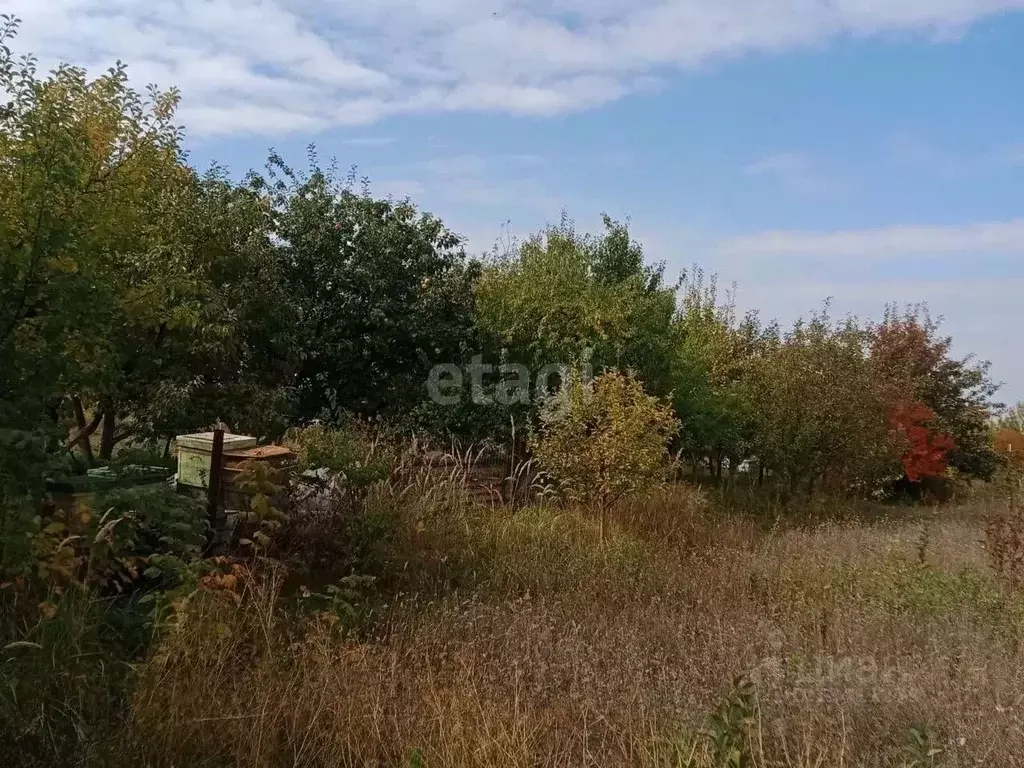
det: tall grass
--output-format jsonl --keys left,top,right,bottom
{"left": 6, "top": 457, "right": 1024, "bottom": 766}
{"left": 90, "top": 482, "right": 1024, "bottom": 766}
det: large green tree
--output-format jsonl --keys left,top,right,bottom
{"left": 475, "top": 215, "right": 678, "bottom": 397}
{"left": 747, "top": 309, "right": 903, "bottom": 495}
{"left": 115, "top": 169, "right": 295, "bottom": 445}
{"left": 0, "top": 16, "right": 188, "bottom": 464}
{"left": 668, "top": 268, "right": 756, "bottom": 481}
{"left": 0, "top": 17, "right": 290, "bottom": 466}
{"left": 0, "top": 18, "right": 190, "bottom": 571}
{"left": 254, "top": 154, "right": 478, "bottom": 423}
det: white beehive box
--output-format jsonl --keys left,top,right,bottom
{"left": 176, "top": 432, "right": 258, "bottom": 489}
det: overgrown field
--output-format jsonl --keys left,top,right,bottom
{"left": 6, "top": 478, "right": 1024, "bottom": 768}
{"left": 3, "top": 16, "right": 1024, "bottom": 768}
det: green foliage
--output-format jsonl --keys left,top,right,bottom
{"left": 0, "top": 16, "right": 292, "bottom": 477}
{"left": 703, "top": 676, "right": 758, "bottom": 768}
{"left": 234, "top": 459, "right": 290, "bottom": 553}
{"left": 296, "top": 574, "right": 376, "bottom": 632}
{"left": 286, "top": 422, "right": 392, "bottom": 489}
{"left": 997, "top": 401, "right": 1024, "bottom": 432}
{"left": 748, "top": 308, "right": 903, "bottom": 495}
{"left": 531, "top": 370, "right": 680, "bottom": 540}
{"left": 0, "top": 589, "right": 140, "bottom": 765}
{"left": 252, "top": 152, "right": 477, "bottom": 423}
{"left": 905, "top": 724, "right": 945, "bottom": 768}
{"left": 116, "top": 169, "right": 295, "bottom": 444}
{"left": 670, "top": 268, "right": 755, "bottom": 478}
{"left": 861, "top": 557, "right": 1010, "bottom": 624}
{"left": 0, "top": 428, "right": 64, "bottom": 580}
{"left": 671, "top": 676, "right": 759, "bottom": 768}
{"left": 475, "top": 214, "right": 678, "bottom": 399}
{"left": 0, "top": 13, "right": 199, "bottom": 463}
{"left": 46, "top": 485, "right": 205, "bottom": 593}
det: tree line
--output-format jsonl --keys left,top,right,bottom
{"left": 0, "top": 17, "right": 1009, "bottom": 515}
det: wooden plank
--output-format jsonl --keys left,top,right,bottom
{"left": 205, "top": 429, "right": 225, "bottom": 551}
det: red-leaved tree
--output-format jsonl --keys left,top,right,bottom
{"left": 870, "top": 306, "right": 999, "bottom": 481}
{"left": 888, "top": 401, "right": 956, "bottom": 482}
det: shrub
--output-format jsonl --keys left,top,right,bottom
{"left": 530, "top": 370, "right": 679, "bottom": 541}
{"left": 34, "top": 485, "right": 205, "bottom": 595}
{"left": 0, "top": 589, "right": 138, "bottom": 766}
{"left": 985, "top": 429, "right": 1024, "bottom": 587}
{"left": 275, "top": 423, "right": 399, "bottom": 574}
{"left": 286, "top": 422, "right": 393, "bottom": 494}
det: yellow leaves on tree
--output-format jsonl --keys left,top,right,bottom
{"left": 994, "top": 428, "right": 1024, "bottom": 500}
{"left": 530, "top": 370, "right": 680, "bottom": 542}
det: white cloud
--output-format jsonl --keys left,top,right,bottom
{"left": 374, "top": 179, "right": 426, "bottom": 199}
{"left": 342, "top": 137, "right": 396, "bottom": 147}
{"left": 743, "top": 153, "right": 810, "bottom": 177}
{"left": 885, "top": 133, "right": 1024, "bottom": 179}
{"left": 405, "top": 153, "right": 566, "bottom": 212}
{"left": 631, "top": 218, "right": 1024, "bottom": 399}
{"left": 4, "top": 0, "right": 1024, "bottom": 136}
{"left": 741, "top": 151, "right": 828, "bottom": 193}
{"left": 726, "top": 273, "right": 1024, "bottom": 402}
{"left": 717, "top": 219, "right": 1024, "bottom": 259}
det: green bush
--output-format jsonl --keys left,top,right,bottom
{"left": 0, "top": 590, "right": 142, "bottom": 766}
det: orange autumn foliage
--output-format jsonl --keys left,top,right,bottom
{"left": 198, "top": 558, "right": 250, "bottom": 604}
{"left": 888, "top": 401, "right": 956, "bottom": 482}
{"left": 994, "top": 428, "right": 1024, "bottom": 471}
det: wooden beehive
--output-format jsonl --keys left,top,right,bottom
{"left": 176, "top": 433, "right": 258, "bottom": 489}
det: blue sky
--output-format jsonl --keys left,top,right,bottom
{"left": 7, "top": 0, "right": 1023, "bottom": 402}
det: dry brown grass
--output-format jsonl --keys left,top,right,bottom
{"left": 107, "top": 484, "right": 1024, "bottom": 767}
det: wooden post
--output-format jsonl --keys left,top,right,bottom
{"left": 206, "top": 429, "right": 225, "bottom": 551}
{"left": 70, "top": 396, "right": 96, "bottom": 467}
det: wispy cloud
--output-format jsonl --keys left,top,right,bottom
{"left": 1005, "top": 143, "right": 1024, "bottom": 166}
{"left": 414, "top": 154, "right": 565, "bottom": 211}
{"left": 886, "top": 133, "right": 1024, "bottom": 179}
{"left": 342, "top": 137, "right": 396, "bottom": 147}
{"left": 717, "top": 219, "right": 1024, "bottom": 259}
{"left": 743, "top": 153, "right": 807, "bottom": 177}
{"left": 373, "top": 179, "right": 426, "bottom": 199}
{"left": 6, "top": 0, "right": 1024, "bottom": 136}
{"left": 742, "top": 152, "right": 825, "bottom": 192}
{"left": 369, "top": 153, "right": 566, "bottom": 249}
{"left": 727, "top": 273, "right": 1024, "bottom": 400}
{"left": 630, "top": 217, "right": 1024, "bottom": 398}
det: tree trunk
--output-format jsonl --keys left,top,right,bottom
{"left": 758, "top": 463, "right": 765, "bottom": 487}
{"left": 99, "top": 407, "right": 116, "bottom": 461}
{"left": 71, "top": 396, "right": 96, "bottom": 467}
